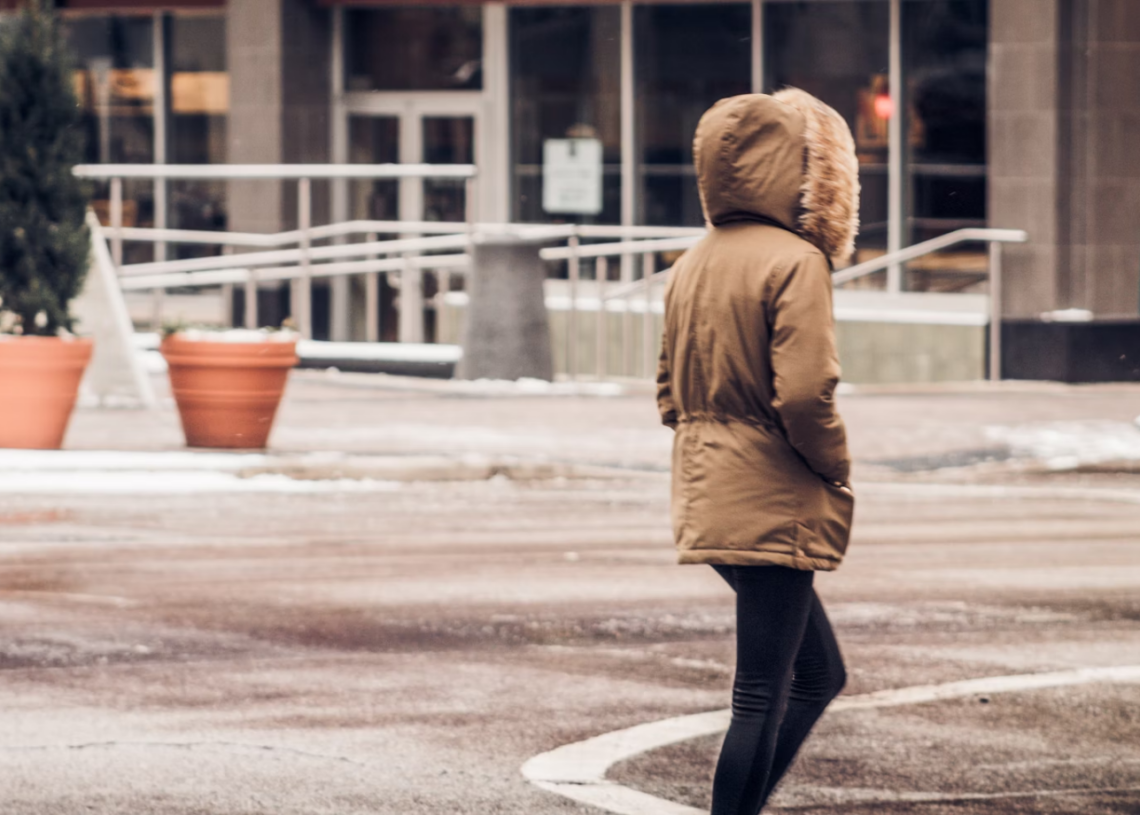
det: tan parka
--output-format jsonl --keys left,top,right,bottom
{"left": 657, "top": 90, "right": 860, "bottom": 571}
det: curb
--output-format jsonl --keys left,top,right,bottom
{"left": 521, "top": 665, "right": 1140, "bottom": 815}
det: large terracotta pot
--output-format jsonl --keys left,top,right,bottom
{"left": 0, "top": 336, "right": 94, "bottom": 450}
{"left": 161, "top": 335, "right": 298, "bottom": 449}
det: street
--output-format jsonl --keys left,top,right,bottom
{"left": 2, "top": 372, "right": 1139, "bottom": 814}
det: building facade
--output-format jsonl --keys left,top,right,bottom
{"left": 4, "top": 0, "right": 1139, "bottom": 342}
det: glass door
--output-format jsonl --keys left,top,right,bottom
{"left": 344, "top": 107, "right": 478, "bottom": 343}
{"left": 421, "top": 115, "right": 475, "bottom": 223}
{"left": 347, "top": 111, "right": 475, "bottom": 224}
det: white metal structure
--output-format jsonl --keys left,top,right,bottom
{"left": 74, "top": 163, "right": 476, "bottom": 341}
{"left": 617, "top": 228, "right": 1028, "bottom": 381}
{"left": 72, "top": 212, "right": 157, "bottom": 408}
{"left": 75, "top": 164, "right": 1026, "bottom": 383}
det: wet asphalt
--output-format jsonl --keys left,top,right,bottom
{"left": 1, "top": 374, "right": 1139, "bottom": 814}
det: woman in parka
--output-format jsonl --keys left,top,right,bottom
{"left": 656, "top": 89, "right": 859, "bottom": 814}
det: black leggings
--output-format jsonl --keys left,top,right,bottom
{"left": 710, "top": 565, "right": 846, "bottom": 815}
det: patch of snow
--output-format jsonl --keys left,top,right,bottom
{"left": 169, "top": 328, "right": 299, "bottom": 343}
{"left": 298, "top": 340, "right": 461, "bottom": 364}
{"left": 1040, "top": 308, "right": 1094, "bottom": 322}
{"left": 277, "top": 422, "right": 670, "bottom": 459}
{"left": 0, "top": 470, "right": 400, "bottom": 495}
{"left": 0, "top": 449, "right": 272, "bottom": 471}
{"left": 141, "top": 349, "right": 168, "bottom": 374}
{"left": 985, "top": 420, "right": 1140, "bottom": 469}
{"left": 132, "top": 332, "right": 161, "bottom": 350}
{"left": 450, "top": 377, "right": 626, "bottom": 397}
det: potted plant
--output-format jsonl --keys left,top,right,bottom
{"left": 0, "top": 0, "right": 94, "bottom": 449}
{"left": 160, "top": 328, "right": 299, "bottom": 449}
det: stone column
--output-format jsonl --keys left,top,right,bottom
{"left": 988, "top": 0, "right": 1065, "bottom": 317}
{"left": 990, "top": 0, "right": 1140, "bottom": 317}
{"left": 1073, "top": 0, "right": 1140, "bottom": 315}
{"left": 457, "top": 238, "right": 554, "bottom": 382}
{"left": 226, "top": 0, "right": 331, "bottom": 330}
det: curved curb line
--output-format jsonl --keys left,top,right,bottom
{"left": 522, "top": 664, "right": 1140, "bottom": 815}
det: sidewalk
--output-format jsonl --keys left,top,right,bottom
{"left": 58, "top": 370, "right": 1140, "bottom": 485}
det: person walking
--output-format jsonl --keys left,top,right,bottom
{"left": 656, "top": 89, "right": 859, "bottom": 815}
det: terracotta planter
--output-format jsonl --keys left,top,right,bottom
{"left": 0, "top": 336, "right": 94, "bottom": 450}
{"left": 161, "top": 335, "right": 298, "bottom": 449}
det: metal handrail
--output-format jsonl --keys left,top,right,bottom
{"left": 111, "top": 221, "right": 706, "bottom": 249}
{"left": 831, "top": 228, "right": 1027, "bottom": 286}
{"left": 119, "top": 233, "right": 473, "bottom": 277}
{"left": 595, "top": 226, "right": 1028, "bottom": 382}
{"left": 74, "top": 162, "right": 482, "bottom": 339}
{"left": 540, "top": 235, "right": 701, "bottom": 261}
{"left": 87, "top": 167, "right": 1025, "bottom": 383}
{"left": 73, "top": 163, "right": 476, "bottom": 180}
{"left": 118, "top": 254, "right": 470, "bottom": 292}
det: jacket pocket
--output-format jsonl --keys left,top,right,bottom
{"left": 800, "top": 481, "right": 854, "bottom": 561}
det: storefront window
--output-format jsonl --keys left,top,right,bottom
{"left": 765, "top": 0, "right": 890, "bottom": 260}
{"left": 349, "top": 116, "right": 400, "bottom": 221}
{"left": 348, "top": 115, "right": 400, "bottom": 341}
{"left": 904, "top": 0, "right": 987, "bottom": 251}
{"left": 168, "top": 13, "right": 228, "bottom": 257}
{"left": 344, "top": 7, "right": 482, "bottom": 92}
{"left": 636, "top": 3, "right": 752, "bottom": 227}
{"left": 67, "top": 14, "right": 155, "bottom": 262}
{"left": 510, "top": 7, "right": 621, "bottom": 224}
{"left": 423, "top": 116, "right": 474, "bottom": 223}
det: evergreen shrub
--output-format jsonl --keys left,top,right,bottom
{"left": 0, "top": 0, "right": 90, "bottom": 336}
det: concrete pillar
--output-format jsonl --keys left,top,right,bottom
{"left": 227, "top": 0, "right": 331, "bottom": 329}
{"left": 988, "top": 0, "right": 1065, "bottom": 317}
{"left": 990, "top": 0, "right": 1140, "bottom": 317}
{"left": 1076, "top": 0, "right": 1140, "bottom": 315}
{"left": 457, "top": 238, "right": 554, "bottom": 382}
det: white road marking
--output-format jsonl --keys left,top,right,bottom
{"left": 521, "top": 664, "right": 1140, "bottom": 815}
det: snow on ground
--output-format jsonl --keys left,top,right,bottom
{"left": 297, "top": 340, "right": 460, "bottom": 363}
{"left": 0, "top": 450, "right": 402, "bottom": 494}
{"left": 0, "top": 470, "right": 400, "bottom": 495}
{"left": 986, "top": 419, "right": 1140, "bottom": 469}
{"left": 0, "top": 450, "right": 271, "bottom": 471}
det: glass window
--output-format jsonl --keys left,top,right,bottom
{"left": 765, "top": 0, "right": 890, "bottom": 260}
{"left": 423, "top": 116, "right": 474, "bottom": 223}
{"left": 66, "top": 14, "right": 155, "bottom": 262}
{"left": 344, "top": 7, "right": 482, "bottom": 92}
{"left": 68, "top": 14, "right": 154, "bottom": 165}
{"left": 636, "top": 3, "right": 752, "bottom": 227}
{"left": 348, "top": 116, "right": 400, "bottom": 221}
{"left": 347, "top": 115, "right": 401, "bottom": 342}
{"left": 904, "top": 0, "right": 987, "bottom": 253}
{"left": 509, "top": 7, "right": 621, "bottom": 224}
{"left": 168, "top": 13, "right": 228, "bottom": 258}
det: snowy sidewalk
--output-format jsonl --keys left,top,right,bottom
{"left": 53, "top": 370, "right": 1140, "bottom": 489}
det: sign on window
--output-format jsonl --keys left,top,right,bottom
{"left": 542, "top": 138, "right": 603, "bottom": 216}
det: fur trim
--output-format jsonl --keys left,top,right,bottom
{"left": 773, "top": 88, "right": 860, "bottom": 267}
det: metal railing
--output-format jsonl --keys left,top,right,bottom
{"left": 830, "top": 228, "right": 1027, "bottom": 380}
{"left": 76, "top": 164, "right": 1027, "bottom": 382}
{"left": 594, "top": 227, "right": 1028, "bottom": 381}
{"left": 538, "top": 230, "right": 702, "bottom": 380}
{"left": 74, "top": 164, "right": 477, "bottom": 339}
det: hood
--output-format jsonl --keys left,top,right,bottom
{"left": 693, "top": 89, "right": 860, "bottom": 267}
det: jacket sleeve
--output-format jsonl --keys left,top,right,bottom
{"left": 656, "top": 333, "right": 678, "bottom": 430}
{"left": 767, "top": 252, "right": 851, "bottom": 484}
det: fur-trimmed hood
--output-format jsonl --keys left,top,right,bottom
{"left": 693, "top": 90, "right": 860, "bottom": 266}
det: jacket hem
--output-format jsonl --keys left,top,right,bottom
{"left": 677, "top": 549, "right": 840, "bottom": 572}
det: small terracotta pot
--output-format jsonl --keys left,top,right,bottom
{"left": 161, "top": 335, "right": 298, "bottom": 449}
{"left": 0, "top": 336, "right": 94, "bottom": 450}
